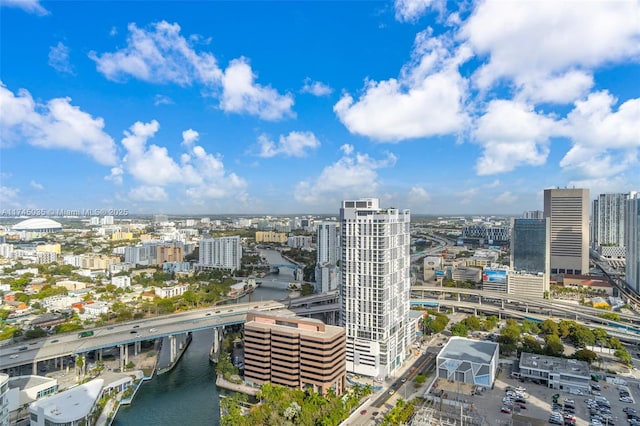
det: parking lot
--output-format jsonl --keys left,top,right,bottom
{"left": 465, "top": 368, "right": 640, "bottom": 426}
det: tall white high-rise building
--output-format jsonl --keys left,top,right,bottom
{"left": 340, "top": 198, "right": 412, "bottom": 378}
{"left": 625, "top": 194, "right": 640, "bottom": 293}
{"left": 316, "top": 222, "right": 339, "bottom": 293}
{"left": 592, "top": 193, "right": 631, "bottom": 249}
{"left": 543, "top": 188, "right": 590, "bottom": 275}
{"left": 317, "top": 222, "right": 338, "bottom": 265}
{"left": 199, "top": 236, "right": 242, "bottom": 271}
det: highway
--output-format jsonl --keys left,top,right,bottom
{"left": 0, "top": 301, "right": 284, "bottom": 370}
{"left": 410, "top": 285, "right": 640, "bottom": 326}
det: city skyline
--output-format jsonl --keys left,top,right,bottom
{"left": 1, "top": 1, "right": 639, "bottom": 215}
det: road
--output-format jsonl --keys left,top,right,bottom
{"left": 1, "top": 300, "right": 284, "bottom": 370}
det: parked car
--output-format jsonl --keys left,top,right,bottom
{"left": 500, "top": 406, "right": 511, "bottom": 414}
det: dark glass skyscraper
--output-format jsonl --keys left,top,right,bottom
{"left": 510, "top": 218, "right": 549, "bottom": 274}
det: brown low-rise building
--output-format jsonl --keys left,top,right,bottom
{"left": 244, "top": 311, "right": 346, "bottom": 396}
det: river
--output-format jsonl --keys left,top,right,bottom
{"left": 113, "top": 251, "right": 293, "bottom": 425}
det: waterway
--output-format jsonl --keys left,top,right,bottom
{"left": 113, "top": 250, "right": 292, "bottom": 425}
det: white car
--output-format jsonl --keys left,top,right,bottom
{"left": 9, "top": 354, "right": 19, "bottom": 359}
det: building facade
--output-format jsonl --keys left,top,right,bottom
{"left": 511, "top": 218, "right": 550, "bottom": 274}
{"left": 626, "top": 194, "right": 640, "bottom": 292}
{"left": 316, "top": 222, "right": 339, "bottom": 293}
{"left": 340, "top": 198, "right": 412, "bottom": 378}
{"left": 199, "top": 236, "right": 242, "bottom": 271}
{"left": 437, "top": 337, "right": 499, "bottom": 388}
{"left": 592, "top": 193, "right": 631, "bottom": 249}
{"left": 244, "top": 312, "right": 346, "bottom": 396}
{"left": 518, "top": 353, "right": 590, "bottom": 392}
{"left": 0, "top": 374, "right": 8, "bottom": 426}
{"left": 543, "top": 188, "right": 590, "bottom": 275}
{"left": 507, "top": 271, "right": 548, "bottom": 299}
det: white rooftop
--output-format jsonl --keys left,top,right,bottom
{"left": 30, "top": 378, "right": 103, "bottom": 423}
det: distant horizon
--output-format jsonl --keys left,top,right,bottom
{"left": 1, "top": 1, "right": 638, "bottom": 214}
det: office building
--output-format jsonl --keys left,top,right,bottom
{"left": 255, "top": 231, "right": 287, "bottom": 244}
{"left": 482, "top": 266, "right": 508, "bottom": 293}
{"left": 423, "top": 256, "right": 443, "bottom": 281}
{"left": 287, "top": 235, "right": 312, "bottom": 249}
{"left": 199, "top": 236, "right": 242, "bottom": 271}
{"left": 29, "top": 378, "right": 103, "bottom": 426}
{"left": 316, "top": 222, "right": 339, "bottom": 293}
{"left": 592, "top": 193, "right": 631, "bottom": 249}
{"left": 340, "top": 198, "right": 412, "bottom": 378}
{"left": 437, "top": 337, "right": 499, "bottom": 388}
{"left": 156, "top": 242, "right": 184, "bottom": 264}
{"left": 511, "top": 218, "right": 550, "bottom": 274}
{"left": 523, "top": 210, "right": 544, "bottom": 219}
{"left": 626, "top": 194, "right": 640, "bottom": 292}
{"left": 1, "top": 374, "right": 8, "bottom": 426}
{"left": 543, "top": 188, "right": 589, "bottom": 275}
{"left": 507, "top": 271, "right": 548, "bottom": 299}
{"left": 244, "top": 311, "right": 346, "bottom": 396}
{"left": 461, "top": 224, "right": 510, "bottom": 245}
{"left": 518, "top": 353, "right": 589, "bottom": 392}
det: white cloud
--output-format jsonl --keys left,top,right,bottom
{"left": 105, "top": 166, "right": 124, "bottom": 185}
{"left": 484, "top": 179, "right": 500, "bottom": 188}
{"left": 300, "top": 78, "right": 333, "bottom": 96}
{"left": 154, "top": 94, "right": 173, "bottom": 106}
{"left": 220, "top": 58, "right": 294, "bottom": 120}
{"left": 0, "top": 0, "right": 48, "bottom": 15}
{"left": 294, "top": 148, "right": 396, "bottom": 205}
{"left": 121, "top": 120, "right": 182, "bottom": 185}
{"left": 117, "top": 121, "right": 248, "bottom": 202}
{"left": 48, "top": 42, "right": 74, "bottom": 74}
{"left": 394, "top": 0, "right": 434, "bottom": 22}
{"left": 181, "top": 129, "right": 199, "bottom": 146}
{"left": 495, "top": 191, "right": 517, "bottom": 204}
{"left": 460, "top": 1, "right": 640, "bottom": 102}
{"left": 90, "top": 21, "right": 294, "bottom": 120}
{"left": 408, "top": 186, "right": 431, "bottom": 206}
{"left": 257, "top": 131, "right": 320, "bottom": 158}
{"left": 0, "top": 82, "right": 117, "bottom": 165}
{"left": 457, "top": 187, "right": 478, "bottom": 205}
{"left": 559, "top": 91, "right": 640, "bottom": 179}
{"left": 515, "top": 70, "right": 594, "bottom": 105}
{"left": 0, "top": 185, "right": 20, "bottom": 207}
{"left": 29, "top": 180, "right": 44, "bottom": 190}
{"left": 474, "top": 100, "right": 557, "bottom": 175}
{"left": 334, "top": 30, "right": 469, "bottom": 141}
{"left": 129, "top": 185, "right": 168, "bottom": 202}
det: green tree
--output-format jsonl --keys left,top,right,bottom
{"left": 462, "top": 316, "right": 482, "bottom": 331}
{"left": 451, "top": 322, "right": 468, "bottom": 337}
{"left": 24, "top": 327, "right": 47, "bottom": 339}
{"left": 608, "top": 337, "right": 623, "bottom": 350}
{"left": 573, "top": 349, "right": 598, "bottom": 364}
{"left": 540, "top": 319, "right": 559, "bottom": 336}
{"left": 521, "top": 335, "right": 542, "bottom": 354}
{"left": 544, "top": 334, "right": 564, "bottom": 357}
{"left": 569, "top": 325, "right": 595, "bottom": 348}
{"left": 483, "top": 315, "right": 499, "bottom": 331}
{"left": 521, "top": 319, "right": 540, "bottom": 334}
{"left": 614, "top": 349, "right": 632, "bottom": 365}
{"left": 558, "top": 320, "right": 576, "bottom": 338}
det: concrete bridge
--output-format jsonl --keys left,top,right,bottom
{"left": 0, "top": 301, "right": 284, "bottom": 374}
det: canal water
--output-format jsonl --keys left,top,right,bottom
{"left": 114, "top": 252, "right": 294, "bottom": 425}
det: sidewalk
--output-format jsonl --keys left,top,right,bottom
{"left": 342, "top": 338, "right": 439, "bottom": 426}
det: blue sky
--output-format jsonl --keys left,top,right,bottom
{"left": 1, "top": 0, "right": 639, "bottom": 215}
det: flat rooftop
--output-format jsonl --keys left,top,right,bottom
{"left": 30, "top": 378, "right": 103, "bottom": 423}
{"left": 438, "top": 337, "right": 498, "bottom": 364}
{"left": 520, "top": 352, "right": 590, "bottom": 376}
{"left": 9, "top": 375, "right": 56, "bottom": 391}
